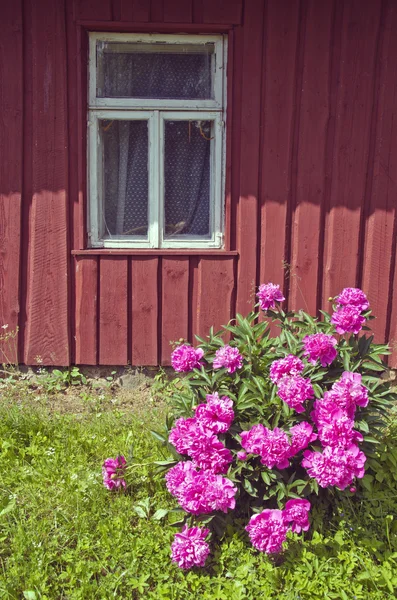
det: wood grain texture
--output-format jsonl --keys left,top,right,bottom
{"left": 259, "top": 0, "right": 299, "bottom": 295}
{"left": 24, "top": 0, "right": 70, "bottom": 366}
{"left": 121, "top": 0, "right": 150, "bottom": 21}
{"left": 229, "top": 25, "right": 243, "bottom": 252}
{"left": 161, "top": 257, "right": 189, "bottom": 364}
{"left": 75, "top": 0, "right": 112, "bottom": 20}
{"left": 202, "top": 0, "right": 242, "bottom": 24}
{"left": 322, "top": 0, "right": 382, "bottom": 306}
{"left": 193, "top": 257, "right": 235, "bottom": 339}
{"left": 236, "top": 0, "right": 264, "bottom": 314}
{"left": 164, "top": 0, "right": 192, "bottom": 22}
{"left": 75, "top": 257, "right": 98, "bottom": 364}
{"left": 0, "top": 1, "right": 23, "bottom": 363}
{"left": 361, "top": 0, "right": 397, "bottom": 344}
{"left": 131, "top": 258, "right": 159, "bottom": 365}
{"left": 99, "top": 257, "right": 128, "bottom": 365}
{"left": 289, "top": 0, "right": 333, "bottom": 314}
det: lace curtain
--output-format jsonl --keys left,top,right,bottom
{"left": 100, "top": 50, "right": 213, "bottom": 238}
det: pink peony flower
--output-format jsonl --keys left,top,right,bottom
{"left": 302, "top": 333, "right": 338, "bottom": 367}
{"left": 168, "top": 417, "right": 199, "bottom": 455}
{"left": 240, "top": 425, "right": 291, "bottom": 469}
{"left": 289, "top": 422, "right": 317, "bottom": 455}
{"left": 171, "top": 526, "right": 210, "bottom": 569}
{"left": 283, "top": 499, "right": 311, "bottom": 533}
{"left": 331, "top": 306, "right": 366, "bottom": 335}
{"left": 213, "top": 345, "right": 243, "bottom": 373}
{"left": 189, "top": 430, "right": 233, "bottom": 474}
{"left": 237, "top": 451, "right": 247, "bottom": 460}
{"left": 328, "top": 371, "right": 369, "bottom": 413}
{"left": 302, "top": 444, "right": 366, "bottom": 490}
{"left": 257, "top": 283, "right": 285, "bottom": 311}
{"left": 269, "top": 354, "right": 305, "bottom": 384}
{"left": 246, "top": 509, "right": 288, "bottom": 554}
{"left": 165, "top": 461, "right": 197, "bottom": 497}
{"left": 311, "top": 395, "right": 340, "bottom": 426}
{"left": 168, "top": 467, "right": 237, "bottom": 515}
{"left": 336, "top": 288, "right": 369, "bottom": 312}
{"left": 102, "top": 455, "right": 127, "bottom": 490}
{"left": 169, "top": 419, "right": 232, "bottom": 474}
{"left": 317, "top": 408, "right": 363, "bottom": 448}
{"left": 277, "top": 375, "right": 314, "bottom": 413}
{"left": 171, "top": 344, "right": 204, "bottom": 372}
{"left": 194, "top": 393, "right": 234, "bottom": 434}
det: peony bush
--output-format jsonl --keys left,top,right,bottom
{"left": 103, "top": 284, "right": 396, "bottom": 570}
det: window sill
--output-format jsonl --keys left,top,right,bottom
{"left": 72, "top": 249, "right": 239, "bottom": 256}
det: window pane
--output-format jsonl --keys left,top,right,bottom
{"left": 164, "top": 120, "right": 212, "bottom": 239}
{"left": 101, "top": 120, "right": 149, "bottom": 237}
{"left": 97, "top": 42, "right": 214, "bottom": 99}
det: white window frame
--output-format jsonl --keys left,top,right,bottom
{"left": 88, "top": 32, "right": 227, "bottom": 249}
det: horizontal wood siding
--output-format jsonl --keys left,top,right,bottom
{"left": 3, "top": 0, "right": 397, "bottom": 367}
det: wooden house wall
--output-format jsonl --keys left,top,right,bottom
{"left": 0, "top": 0, "right": 396, "bottom": 367}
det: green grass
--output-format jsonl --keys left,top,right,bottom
{"left": 0, "top": 384, "right": 397, "bottom": 599}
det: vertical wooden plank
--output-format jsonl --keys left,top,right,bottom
{"left": 121, "top": 0, "right": 150, "bottom": 21}
{"left": 150, "top": 0, "right": 164, "bottom": 22}
{"left": 131, "top": 258, "right": 159, "bottom": 366}
{"left": 0, "top": 1, "right": 23, "bottom": 363}
{"left": 236, "top": 0, "right": 264, "bottom": 314}
{"left": 202, "top": 0, "right": 242, "bottom": 24}
{"left": 76, "top": 0, "right": 112, "bottom": 20}
{"left": 193, "top": 257, "right": 235, "bottom": 340}
{"left": 260, "top": 0, "right": 300, "bottom": 292}
{"left": 99, "top": 257, "right": 128, "bottom": 365}
{"left": 161, "top": 257, "right": 189, "bottom": 365}
{"left": 164, "top": 0, "right": 193, "bottom": 22}
{"left": 75, "top": 257, "right": 98, "bottom": 365}
{"left": 322, "top": 0, "right": 381, "bottom": 305}
{"left": 24, "top": 0, "right": 70, "bottom": 366}
{"left": 362, "top": 0, "right": 397, "bottom": 345}
{"left": 289, "top": 1, "right": 333, "bottom": 314}
{"left": 389, "top": 235, "right": 397, "bottom": 367}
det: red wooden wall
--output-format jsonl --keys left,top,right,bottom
{"left": 0, "top": 0, "right": 396, "bottom": 367}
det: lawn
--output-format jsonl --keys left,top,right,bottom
{"left": 0, "top": 375, "right": 397, "bottom": 599}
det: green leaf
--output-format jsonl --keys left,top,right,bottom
{"left": 152, "top": 509, "right": 169, "bottom": 521}
{"left": 133, "top": 506, "right": 148, "bottom": 519}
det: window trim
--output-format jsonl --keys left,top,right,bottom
{"left": 89, "top": 32, "right": 225, "bottom": 111}
{"left": 87, "top": 32, "right": 227, "bottom": 250}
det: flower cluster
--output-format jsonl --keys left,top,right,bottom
{"left": 303, "top": 371, "right": 368, "bottom": 489}
{"left": 257, "top": 283, "right": 285, "bottom": 311}
{"left": 240, "top": 422, "right": 317, "bottom": 469}
{"left": 171, "top": 344, "right": 204, "bottom": 372}
{"left": 331, "top": 287, "right": 369, "bottom": 335}
{"left": 136, "top": 282, "right": 380, "bottom": 569}
{"left": 171, "top": 526, "right": 210, "bottom": 569}
{"left": 167, "top": 394, "right": 237, "bottom": 514}
{"left": 102, "top": 456, "right": 127, "bottom": 490}
{"left": 246, "top": 499, "right": 311, "bottom": 554}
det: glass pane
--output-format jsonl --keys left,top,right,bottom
{"left": 164, "top": 120, "right": 212, "bottom": 239}
{"left": 97, "top": 42, "right": 214, "bottom": 99}
{"left": 101, "top": 120, "right": 149, "bottom": 237}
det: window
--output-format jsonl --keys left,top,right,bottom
{"left": 88, "top": 33, "right": 227, "bottom": 249}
